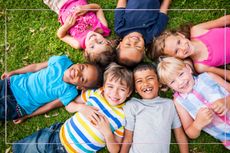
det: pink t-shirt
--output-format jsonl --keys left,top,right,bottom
{"left": 59, "top": 0, "right": 110, "bottom": 49}
{"left": 192, "top": 28, "right": 230, "bottom": 66}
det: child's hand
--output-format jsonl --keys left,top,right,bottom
{"left": 13, "top": 116, "right": 28, "bottom": 124}
{"left": 64, "top": 13, "right": 77, "bottom": 28}
{"left": 1, "top": 72, "right": 14, "bottom": 80}
{"left": 93, "top": 115, "right": 112, "bottom": 137}
{"left": 194, "top": 107, "right": 214, "bottom": 130}
{"left": 210, "top": 99, "right": 228, "bottom": 116}
{"left": 74, "top": 5, "right": 88, "bottom": 17}
{"left": 79, "top": 105, "right": 103, "bottom": 124}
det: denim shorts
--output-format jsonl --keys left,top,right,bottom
{"left": 0, "top": 79, "right": 27, "bottom": 120}
{"left": 12, "top": 122, "right": 67, "bottom": 153}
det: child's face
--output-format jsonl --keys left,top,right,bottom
{"left": 63, "top": 63, "right": 98, "bottom": 89}
{"left": 134, "top": 69, "right": 159, "bottom": 99}
{"left": 118, "top": 32, "right": 145, "bottom": 63}
{"left": 85, "top": 31, "right": 110, "bottom": 54}
{"left": 164, "top": 33, "right": 194, "bottom": 59}
{"left": 103, "top": 76, "right": 131, "bottom": 106}
{"left": 166, "top": 66, "right": 195, "bottom": 94}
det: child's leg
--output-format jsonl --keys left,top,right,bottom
{"left": 0, "top": 79, "right": 26, "bottom": 121}
{"left": 43, "top": 0, "right": 69, "bottom": 14}
{"left": 12, "top": 123, "right": 66, "bottom": 153}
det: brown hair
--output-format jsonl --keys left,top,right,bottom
{"left": 104, "top": 62, "right": 134, "bottom": 92}
{"left": 84, "top": 45, "right": 115, "bottom": 67}
{"left": 147, "top": 24, "right": 192, "bottom": 61}
{"left": 116, "top": 46, "right": 144, "bottom": 68}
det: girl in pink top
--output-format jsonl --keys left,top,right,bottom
{"left": 148, "top": 15, "right": 230, "bottom": 81}
{"left": 44, "top": 0, "right": 114, "bottom": 66}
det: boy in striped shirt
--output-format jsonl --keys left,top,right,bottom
{"left": 13, "top": 62, "right": 133, "bottom": 153}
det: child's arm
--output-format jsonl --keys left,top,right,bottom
{"left": 94, "top": 115, "right": 122, "bottom": 153}
{"left": 57, "top": 13, "right": 81, "bottom": 50}
{"left": 13, "top": 99, "right": 63, "bottom": 124}
{"left": 96, "top": 7, "right": 108, "bottom": 28}
{"left": 1, "top": 61, "right": 48, "bottom": 79}
{"left": 120, "top": 129, "right": 133, "bottom": 153}
{"left": 173, "top": 127, "right": 189, "bottom": 153}
{"left": 194, "top": 64, "right": 230, "bottom": 82}
{"left": 174, "top": 100, "right": 214, "bottom": 139}
{"left": 191, "top": 15, "right": 230, "bottom": 36}
{"left": 160, "top": 0, "right": 171, "bottom": 14}
{"left": 116, "top": 0, "right": 127, "bottom": 8}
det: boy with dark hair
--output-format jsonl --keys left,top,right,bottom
{"left": 120, "top": 63, "right": 188, "bottom": 153}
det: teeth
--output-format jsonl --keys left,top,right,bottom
{"left": 143, "top": 88, "right": 152, "bottom": 92}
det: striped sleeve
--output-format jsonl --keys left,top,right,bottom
{"left": 114, "top": 126, "right": 124, "bottom": 138}
{"left": 81, "top": 89, "right": 94, "bottom": 102}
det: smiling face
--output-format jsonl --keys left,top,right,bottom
{"left": 164, "top": 33, "right": 194, "bottom": 59}
{"left": 63, "top": 63, "right": 98, "bottom": 89}
{"left": 166, "top": 66, "right": 195, "bottom": 94}
{"left": 118, "top": 32, "right": 145, "bottom": 64}
{"left": 134, "top": 69, "right": 159, "bottom": 99}
{"left": 103, "top": 75, "right": 131, "bottom": 106}
{"left": 85, "top": 31, "right": 110, "bottom": 54}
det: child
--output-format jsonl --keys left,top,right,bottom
{"left": 157, "top": 57, "right": 230, "bottom": 149}
{"left": 120, "top": 63, "right": 188, "bottom": 153}
{"left": 149, "top": 15, "right": 230, "bottom": 81}
{"left": 43, "top": 0, "right": 114, "bottom": 66}
{"left": 13, "top": 62, "right": 133, "bottom": 153}
{"left": 0, "top": 55, "right": 102, "bottom": 124}
{"left": 115, "top": 0, "right": 171, "bottom": 67}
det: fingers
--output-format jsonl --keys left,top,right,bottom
{"left": 211, "top": 103, "right": 227, "bottom": 116}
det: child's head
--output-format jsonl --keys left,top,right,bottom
{"left": 103, "top": 62, "right": 133, "bottom": 106}
{"left": 148, "top": 30, "right": 193, "bottom": 60}
{"left": 116, "top": 32, "right": 145, "bottom": 67}
{"left": 84, "top": 31, "right": 114, "bottom": 66}
{"left": 133, "top": 63, "right": 159, "bottom": 99}
{"left": 157, "top": 57, "right": 195, "bottom": 94}
{"left": 63, "top": 63, "right": 103, "bottom": 90}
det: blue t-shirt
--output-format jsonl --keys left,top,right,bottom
{"left": 114, "top": 0, "right": 168, "bottom": 44}
{"left": 10, "top": 56, "right": 78, "bottom": 114}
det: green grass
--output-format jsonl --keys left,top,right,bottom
{"left": 0, "top": 0, "right": 230, "bottom": 152}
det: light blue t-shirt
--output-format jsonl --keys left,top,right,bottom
{"left": 10, "top": 56, "right": 78, "bottom": 114}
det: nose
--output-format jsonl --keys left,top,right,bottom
{"left": 111, "top": 88, "right": 119, "bottom": 97}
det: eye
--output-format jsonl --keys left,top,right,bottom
{"left": 136, "top": 46, "right": 142, "bottom": 49}
{"left": 90, "top": 45, "right": 94, "bottom": 49}
{"left": 120, "top": 88, "right": 126, "bottom": 92}
{"left": 170, "top": 80, "right": 175, "bottom": 85}
{"left": 98, "top": 41, "right": 103, "bottom": 44}
{"left": 125, "top": 43, "right": 131, "bottom": 47}
{"left": 177, "top": 40, "right": 180, "bottom": 45}
{"left": 135, "top": 80, "right": 142, "bottom": 83}
{"left": 179, "top": 72, "right": 184, "bottom": 77}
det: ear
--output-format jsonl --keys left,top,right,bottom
{"left": 76, "top": 86, "right": 86, "bottom": 91}
{"left": 185, "top": 63, "right": 193, "bottom": 74}
{"left": 127, "top": 89, "right": 133, "bottom": 97}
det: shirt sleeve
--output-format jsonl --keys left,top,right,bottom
{"left": 81, "top": 89, "right": 96, "bottom": 103}
{"left": 114, "top": 126, "right": 124, "bottom": 138}
{"left": 48, "top": 55, "right": 71, "bottom": 66}
{"left": 154, "top": 12, "right": 169, "bottom": 37}
{"left": 59, "top": 87, "right": 78, "bottom": 106}
{"left": 123, "top": 101, "right": 136, "bottom": 131}
{"left": 114, "top": 8, "right": 125, "bottom": 34}
{"left": 171, "top": 103, "right": 182, "bottom": 129}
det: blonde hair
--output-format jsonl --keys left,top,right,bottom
{"left": 157, "top": 57, "right": 186, "bottom": 85}
{"left": 104, "top": 62, "right": 134, "bottom": 92}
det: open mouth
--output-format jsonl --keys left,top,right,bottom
{"left": 109, "top": 96, "right": 120, "bottom": 103}
{"left": 142, "top": 87, "right": 153, "bottom": 93}
{"left": 130, "top": 36, "right": 140, "bottom": 41}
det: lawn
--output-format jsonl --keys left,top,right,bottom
{"left": 0, "top": 0, "right": 230, "bottom": 153}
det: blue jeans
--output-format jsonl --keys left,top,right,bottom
{"left": 12, "top": 122, "right": 67, "bottom": 153}
{"left": 0, "top": 79, "right": 26, "bottom": 120}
